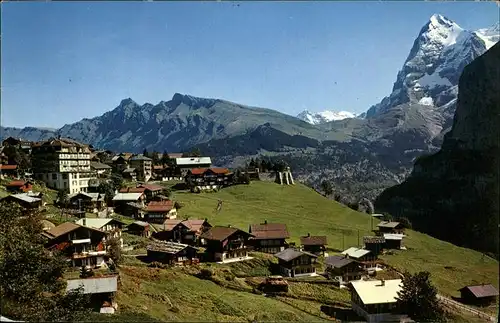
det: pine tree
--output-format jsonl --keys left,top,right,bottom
{"left": 396, "top": 271, "right": 445, "bottom": 322}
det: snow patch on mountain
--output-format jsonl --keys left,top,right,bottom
{"left": 418, "top": 97, "right": 434, "bottom": 106}
{"left": 475, "top": 23, "right": 500, "bottom": 50}
{"left": 297, "top": 109, "right": 357, "bottom": 124}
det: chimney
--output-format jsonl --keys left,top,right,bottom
{"left": 307, "top": 233, "right": 310, "bottom": 237}
{"left": 380, "top": 279, "right": 385, "bottom": 286}
{"left": 264, "top": 220, "right": 268, "bottom": 224}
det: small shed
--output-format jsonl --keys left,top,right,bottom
{"left": 383, "top": 233, "right": 404, "bottom": 250}
{"left": 376, "top": 221, "right": 405, "bottom": 234}
{"left": 126, "top": 221, "right": 154, "bottom": 238}
{"left": 459, "top": 284, "right": 499, "bottom": 305}
{"left": 5, "top": 180, "right": 33, "bottom": 193}
{"left": 363, "top": 236, "right": 385, "bottom": 256}
{"left": 146, "top": 240, "right": 199, "bottom": 265}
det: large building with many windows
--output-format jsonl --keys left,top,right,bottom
{"left": 31, "top": 138, "right": 97, "bottom": 193}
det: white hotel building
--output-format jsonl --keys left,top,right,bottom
{"left": 32, "top": 138, "right": 97, "bottom": 194}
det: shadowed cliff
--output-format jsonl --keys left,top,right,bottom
{"left": 375, "top": 42, "right": 500, "bottom": 257}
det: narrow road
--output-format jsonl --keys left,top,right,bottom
{"left": 436, "top": 294, "right": 496, "bottom": 322}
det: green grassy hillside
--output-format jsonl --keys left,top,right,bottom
{"left": 170, "top": 181, "right": 499, "bottom": 300}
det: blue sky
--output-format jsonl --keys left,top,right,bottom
{"left": 1, "top": 1, "right": 498, "bottom": 128}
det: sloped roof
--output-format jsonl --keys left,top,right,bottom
{"left": 200, "top": 226, "right": 251, "bottom": 241}
{"left": 162, "top": 219, "right": 183, "bottom": 231}
{"left": 119, "top": 187, "right": 146, "bottom": 193}
{"left": 250, "top": 222, "right": 290, "bottom": 240}
{"left": 377, "top": 221, "right": 402, "bottom": 229}
{"left": 351, "top": 279, "right": 402, "bottom": 305}
{"left": 383, "top": 233, "right": 405, "bottom": 240}
{"left": 363, "top": 236, "right": 386, "bottom": 244}
{"left": 183, "top": 219, "right": 211, "bottom": 232}
{"left": 75, "top": 218, "right": 124, "bottom": 230}
{"left": 175, "top": 157, "right": 212, "bottom": 166}
{"left": 66, "top": 276, "right": 118, "bottom": 294}
{"left": 300, "top": 235, "right": 327, "bottom": 246}
{"left": 122, "top": 168, "right": 136, "bottom": 173}
{"left": 45, "top": 222, "right": 81, "bottom": 238}
{"left": 6, "top": 180, "right": 27, "bottom": 187}
{"left": 68, "top": 192, "right": 102, "bottom": 202}
{"left": 112, "top": 193, "right": 143, "bottom": 201}
{"left": 147, "top": 240, "right": 198, "bottom": 254}
{"left": 3, "top": 193, "right": 41, "bottom": 204}
{"left": 138, "top": 184, "right": 164, "bottom": 191}
{"left": 128, "top": 221, "right": 149, "bottom": 228}
{"left": 341, "top": 247, "right": 371, "bottom": 259}
{"left": 275, "top": 248, "right": 318, "bottom": 262}
{"left": 145, "top": 200, "right": 174, "bottom": 212}
{"left": 460, "top": 284, "right": 499, "bottom": 298}
{"left": 325, "top": 255, "right": 356, "bottom": 268}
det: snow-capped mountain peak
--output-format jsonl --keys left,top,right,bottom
{"left": 365, "top": 14, "right": 496, "bottom": 118}
{"left": 297, "top": 110, "right": 357, "bottom": 124}
{"left": 475, "top": 22, "right": 500, "bottom": 50}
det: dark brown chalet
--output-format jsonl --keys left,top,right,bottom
{"left": 137, "top": 183, "right": 164, "bottom": 200}
{"left": 300, "top": 234, "right": 327, "bottom": 256}
{"left": 248, "top": 220, "right": 290, "bottom": 254}
{"left": 459, "top": 284, "right": 499, "bottom": 305}
{"left": 153, "top": 218, "right": 212, "bottom": 246}
{"left": 126, "top": 221, "right": 154, "bottom": 238}
{"left": 147, "top": 240, "right": 200, "bottom": 266}
{"left": 185, "top": 168, "right": 233, "bottom": 188}
{"left": 375, "top": 221, "right": 405, "bottom": 235}
{"left": 200, "top": 226, "right": 254, "bottom": 263}
{"left": 43, "top": 222, "right": 108, "bottom": 268}
{"left": 275, "top": 248, "right": 318, "bottom": 278}
{"left": 144, "top": 200, "right": 177, "bottom": 223}
{"left": 363, "top": 236, "right": 386, "bottom": 257}
{"left": 325, "top": 255, "right": 364, "bottom": 284}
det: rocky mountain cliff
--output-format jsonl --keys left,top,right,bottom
{"left": 364, "top": 15, "right": 496, "bottom": 144}
{"left": 375, "top": 42, "right": 500, "bottom": 257}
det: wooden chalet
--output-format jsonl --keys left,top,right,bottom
{"left": 363, "top": 236, "right": 386, "bottom": 257}
{"left": 153, "top": 165, "right": 182, "bottom": 181}
{"left": 69, "top": 192, "right": 106, "bottom": 213}
{"left": 1, "top": 193, "right": 43, "bottom": 210}
{"left": 200, "top": 226, "right": 254, "bottom": 263}
{"left": 350, "top": 279, "right": 408, "bottom": 323}
{"left": 126, "top": 221, "right": 154, "bottom": 238}
{"left": 275, "top": 248, "right": 318, "bottom": 278}
{"left": 325, "top": 255, "right": 364, "bottom": 284}
{"left": 43, "top": 222, "right": 108, "bottom": 268}
{"left": 341, "top": 247, "right": 377, "bottom": 271}
{"left": 112, "top": 192, "right": 145, "bottom": 218}
{"left": 75, "top": 218, "right": 125, "bottom": 247}
{"left": 146, "top": 240, "right": 200, "bottom": 265}
{"left": 175, "top": 157, "right": 212, "bottom": 175}
{"left": 119, "top": 186, "right": 146, "bottom": 194}
{"left": 137, "top": 183, "right": 164, "bottom": 200}
{"left": 383, "top": 233, "right": 405, "bottom": 250}
{"left": 90, "top": 162, "right": 112, "bottom": 178}
{"left": 121, "top": 168, "right": 137, "bottom": 181}
{"left": 185, "top": 167, "right": 233, "bottom": 189}
{"left": 459, "top": 284, "right": 499, "bottom": 305}
{"left": 300, "top": 233, "right": 327, "bottom": 256}
{"left": 5, "top": 180, "right": 33, "bottom": 193}
{"left": 153, "top": 218, "right": 212, "bottom": 245}
{"left": 144, "top": 200, "right": 177, "bottom": 223}
{"left": 248, "top": 220, "right": 289, "bottom": 254}
{"left": 0, "top": 164, "right": 19, "bottom": 178}
{"left": 376, "top": 221, "right": 405, "bottom": 235}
